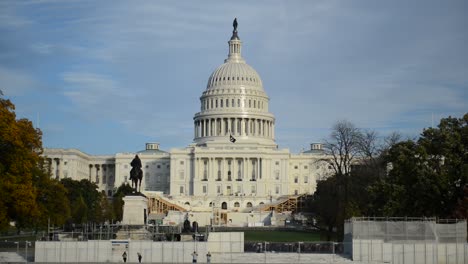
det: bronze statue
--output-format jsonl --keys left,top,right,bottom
{"left": 130, "top": 155, "right": 143, "bottom": 192}
{"left": 233, "top": 18, "right": 238, "bottom": 32}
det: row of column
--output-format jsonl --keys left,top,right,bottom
{"left": 194, "top": 117, "right": 274, "bottom": 139}
{"left": 88, "top": 164, "right": 114, "bottom": 185}
{"left": 49, "top": 158, "right": 62, "bottom": 180}
{"left": 195, "top": 157, "right": 262, "bottom": 182}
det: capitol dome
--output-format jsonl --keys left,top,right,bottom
{"left": 193, "top": 19, "right": 276, "bottom": 148}
{"left": 207, "top": 61, "right": 263, "bottom": 91}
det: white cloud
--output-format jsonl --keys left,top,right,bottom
{"left": 0, "top": 66, "right": 36, "bottom": 96}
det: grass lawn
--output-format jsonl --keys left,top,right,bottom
{"left": 244, "top": 230, "right": 321, "bottom": 242}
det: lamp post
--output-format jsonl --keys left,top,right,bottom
{"left": 14, "top": 241, "right": 19, "bottom": 254}
{"left": 297, "top": 241, "right": 303, "bottom": 263}
{"left": 25, "top": 241, "right": 31, "bottom": 263}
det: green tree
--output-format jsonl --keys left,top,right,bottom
{"left": 34, "top": 162, "right": 71, "bottom": 229}
{"left": 61, "top": 178, "right": 103, "bottom": 223}
{"left": 368, "top": 114, "right": 468, "bottom": 217}
{"left": 112, "top": 184, "right": 134, "bottom": 221}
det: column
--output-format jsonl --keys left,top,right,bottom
{"left": 233, "top": 118, "right": 238, "bottom": 136}
{"left": 95, "top": 164, "right": 100, "bottom": 184}
{"left": 89, "top": 164, "right": 95, "bottom": 182}
{"left": 239, "top": 118, "right": 245, "bottom": 136}
{"left": 245, "top": 119, "right": 249, "bottom": 136}
{"left": 271, "top": 123, "right": 275, "bottom": 139}
{"left": 214, "top": 118, "right": 218, "bottom": 136}
{"left": 221, "top": 118, "right": 225, "bottom": 136}
{"left": 244, "top": 158, "right": 248, "bottom": 181}
{"left": 102, "top": 164, "right": 107, "bottom": 184}
{"left": 51, "top": 158, "right": 57, "bottom": 179}
{"left": 57, "top": 159, "right": 62, "bottom": 179}
{"left": 201, "top": 120, "right": 205, "bottom": 137}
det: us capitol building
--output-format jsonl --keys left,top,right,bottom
{"left": 44, "top": 20, "right": 332, "bottom": 226}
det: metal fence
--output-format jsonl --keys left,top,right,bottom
{"left": 0, "top": 240, "right": 35, "bottom": 262}
{"left": 344, "top": 217, "right": 468, "bottom": 264}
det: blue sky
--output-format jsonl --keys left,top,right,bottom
{"left": 1, "top": 1, "right": 467, "bottom": 155}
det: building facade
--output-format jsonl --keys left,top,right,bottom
{"left": 43, "top": 22, "right": 332, "bottom": 224}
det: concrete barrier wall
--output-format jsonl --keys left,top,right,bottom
{"left": 35, "top": 232, "right": 244, "bottom": 263}
{"left": 352, "top": 239, "right": 467, "bottom": 264}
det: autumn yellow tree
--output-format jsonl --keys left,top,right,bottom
{"left": 0, "top": 92, "right": 70, "bottom": 231}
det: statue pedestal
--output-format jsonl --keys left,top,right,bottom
{"left": 122, "top": 194, "right": 148, "bottom": 225}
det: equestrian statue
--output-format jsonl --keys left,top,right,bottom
{"left": 130, "top": 154, "right": 143, "bottom": 193}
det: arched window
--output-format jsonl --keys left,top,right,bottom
{"left": 226, "top": 99, "right": 229, "bottom": 107}
{"left": 246, "top": 202, "right": 253, "bottom": 208}
{"left": 259, "top": 202, "right": 264, "bottom": 206}
{"left": 209, "top": 202, "right": 213, "bottom": 207}
{"left": 184, "top": 202, "right": 190, "bottom": 206}
{"left": 222, "top": 202, "right": 227, "bottom": 209}
{"left": 234, "top": 202, "right": 240, "bottom": 207}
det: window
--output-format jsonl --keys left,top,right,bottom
{"left": 251, "top": 185, "right": 256, "bottom": 194}
{"left": 217, "top": 186, "right": 221, "bottom": 194}
{"left": 294, "top": 166, "right": 298, "bottom": 169}
{"left": 275, "top": 171, "right": 280, "bottom": 180}
{"left": 304, "top": 165, "right": 308, "bottom": 169}
{"left": 180, "top": 186, "right": 184, "bottom": 194}
{"left": 124, "top": 165, "right": 128, "bottom": 169}
{"left": 226, "top": 99, "right": 229, "bottom": 107}
{"left": 294, "top": 190, "right": 298, "bottom": 195}
{"left": 179, "top": 171, "right": 184, "bottom": 180}
{"left": 180, "top": 161, "right": 184, "bottom": 165}
{"left": 220, "top": 99, "right": 223, "bottom": 107}
{"left": 237, "top": 99, "right": 240, "bottom": 107}
{"left": 304, "top": 176, "right": 308, "bottom": 183}
{"left": 275, "top": 161, "right": 279, "bottom": 166}
{"left": 275, "top": 186, "right": 280, "bottom": 194}
{"left": 294, "top": 177, "right": 298, "bottom": 183}
{"left": 234, "top": 202, "right": 240, "bottom": 207}
{"left": 246, "top": 202, "right": 252, "bottom": 208}
{"left": 222, "top": 202, "right": 227, "bottom": 209}
{"left": 203, "top": 185, "right": 207, "bottom": 193}
{"left": 157, "top": 165, "right": 161, "bottom": 169}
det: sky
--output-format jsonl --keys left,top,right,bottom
{"left": 1, "top": 0, "right": 467, "bottom": 155}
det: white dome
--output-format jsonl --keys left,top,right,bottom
{"left": 193, "top": 20, "right": 276, "bottom": 148}
{"left": 207, "top": 62, "right": 263, "bottom": 90}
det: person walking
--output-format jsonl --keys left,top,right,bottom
{"left": 137, "top": 252, "right": 142, "bottom": 263}
{"left": 122, "top": 251, "right": 127, "bottom": 263}
{"left": 206, "top": 251, "right": 212, "bottom": 263}
{"left": 191, "top": 251, "right": 198, "bottom": 263}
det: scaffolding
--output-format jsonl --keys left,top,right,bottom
{"left": 260, "top": 194, "right": 309, "bottom": 213}
{"left": 148, "top": 196, "right": 187, "bottom": 214}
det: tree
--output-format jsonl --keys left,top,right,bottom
{"left": 323, "top": 120, "right": 361, "bottom": 177}
{"left": 0, "top": 94, "right": 42, "bottom": 231}
{"left": 367, "top": 114, "right": 467, "bottom": 217}
{"left": 61, "top": 178, "right": 103, "bottom": 224}
{"left": 112, "top": 184, "right": 134, "bottom": 221}
{"left": 34, "top": 162, "right": 71, "bottom": 229}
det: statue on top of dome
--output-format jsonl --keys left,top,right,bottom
{"left": 233, "top": 18, "right": 238, "bottom": 32}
